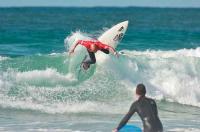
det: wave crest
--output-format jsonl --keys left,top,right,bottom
{"left": 0, "top": 47, "right": 200, "bottom": 113}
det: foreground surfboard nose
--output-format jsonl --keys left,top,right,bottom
{"left": 98, "top": 20, "right": 129, "bottom": 48}
{"left": 120, "top": 20, "right": 129, "bottom": 27}
{"left": 116, "top": 20, "right": 129, "bottom": 32}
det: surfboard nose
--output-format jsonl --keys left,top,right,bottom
{"left": 121, "top": 20, "right": 129, "bottom": 27}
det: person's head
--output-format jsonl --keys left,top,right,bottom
{"left": 89, "top": 44, "right": 98, "bottom": 53}
{"left": 136, "top": 83, "right": 146, "bottom": 97}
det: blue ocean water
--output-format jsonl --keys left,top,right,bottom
{"left": 0, "top": 7, "right": 200, "bottom": 131}
{"left": 1, "top": 7, "right": 200, "bottom": 56}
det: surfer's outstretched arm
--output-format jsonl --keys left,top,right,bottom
{"left": 108, "top": 46, "right": 119, "bottom": 57}
{"left": 69, "top": 40, "right": 81, "bottom": 55}
{"left": 112, "top": 103, "right": 136, "bottom": 132}
{"left": 98, "top": 42, "right": 119, "bottom": 57}
{"left": 116, "top": 102, "right": 136, "bottom": 131}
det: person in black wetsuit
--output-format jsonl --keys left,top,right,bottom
{"left": 113, "top": 84, "right": 163, "bottom": 132}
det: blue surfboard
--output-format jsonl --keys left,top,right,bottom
{"left": 119, "top": 125, "right": 142, "bottom": 132}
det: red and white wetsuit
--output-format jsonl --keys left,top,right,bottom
{"left": 77, "top": 40, "right": 115, "bottom": 52}
{"left": 75, "top": 40, "right": 115, "bottom": 69}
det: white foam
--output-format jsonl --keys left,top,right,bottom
{"left": 49, "top": 52, "right": 61, "bottom": 56}
{"left": 168, "top": 128, "right": 200, "bottom": 132}
{"left": 100, "top": 48, "right": 200, "bottom": 107}
{"left": 15, "top": 68, "right": 77, "bottom": 86}
{"left": 122, "top": 47, "right": 200, "bottom": 58}
{"left": 0, "top": 56, "right": 9, "bottom": 61}
{"left": 0, "top": 47, "right": 200, "bottom": 113}
{"left": 27, "top": 128, "right": 77, "bottom": 132}
{"left": 0, "top": 65, "right": 130, "bottom": 114}
{"left": 0, "top": 94, "right": 119, "bottom": 114}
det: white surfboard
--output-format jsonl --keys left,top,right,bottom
{"left": 66, "top": 21, "right": 129, "bottom": 80}
{"left": 98, "top": 21, "right": 129, "bottom": 49}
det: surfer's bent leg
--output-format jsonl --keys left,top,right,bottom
{"left": 100, "top": 49, "right": 109, "bottom": 54}
{"left": 82, "top": 51, "right": 96, "bottom": 70}
{"left": 83, "top": 50, "right": 96, "bottom": 64}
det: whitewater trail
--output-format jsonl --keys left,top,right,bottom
{"left": 0, "top": 45, "right": 200, "bottom": 113}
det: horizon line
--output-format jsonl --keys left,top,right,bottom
{"left": 0, "top": 5, "right": 200, "bottom": 9}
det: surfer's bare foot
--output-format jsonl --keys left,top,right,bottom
{"left": 82, "top": 62, "right": 90, "bottom": 70}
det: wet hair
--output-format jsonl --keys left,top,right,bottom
{"left": 136, "top": 83, "right": 146, "bottom": 96}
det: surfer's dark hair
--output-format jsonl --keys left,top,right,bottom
{"left": 136, "top": 83, "right": 146, "bottom": 96}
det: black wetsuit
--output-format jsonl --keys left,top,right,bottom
{"left": 83, "top": 49, "right": 109, "bottom": 64}
{"left": 117, "top": 96, "right": 163, "bottom": 132}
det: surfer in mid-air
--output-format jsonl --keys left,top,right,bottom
{"left": 69, "top": 39, "right": 119, "bottom": 70}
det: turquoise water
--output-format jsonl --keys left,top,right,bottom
{"left": 0, "top": 7, "right": 200, "bottom": 131}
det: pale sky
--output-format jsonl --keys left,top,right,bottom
{"left": 0, "top": 0, "right": 200, "bottom": 8}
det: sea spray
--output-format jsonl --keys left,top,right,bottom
{"left": 64, "top": 32, "right": 96, "bottom": 81}
{"left": 0, "top": 48, "right": 200, "bottom": 114}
